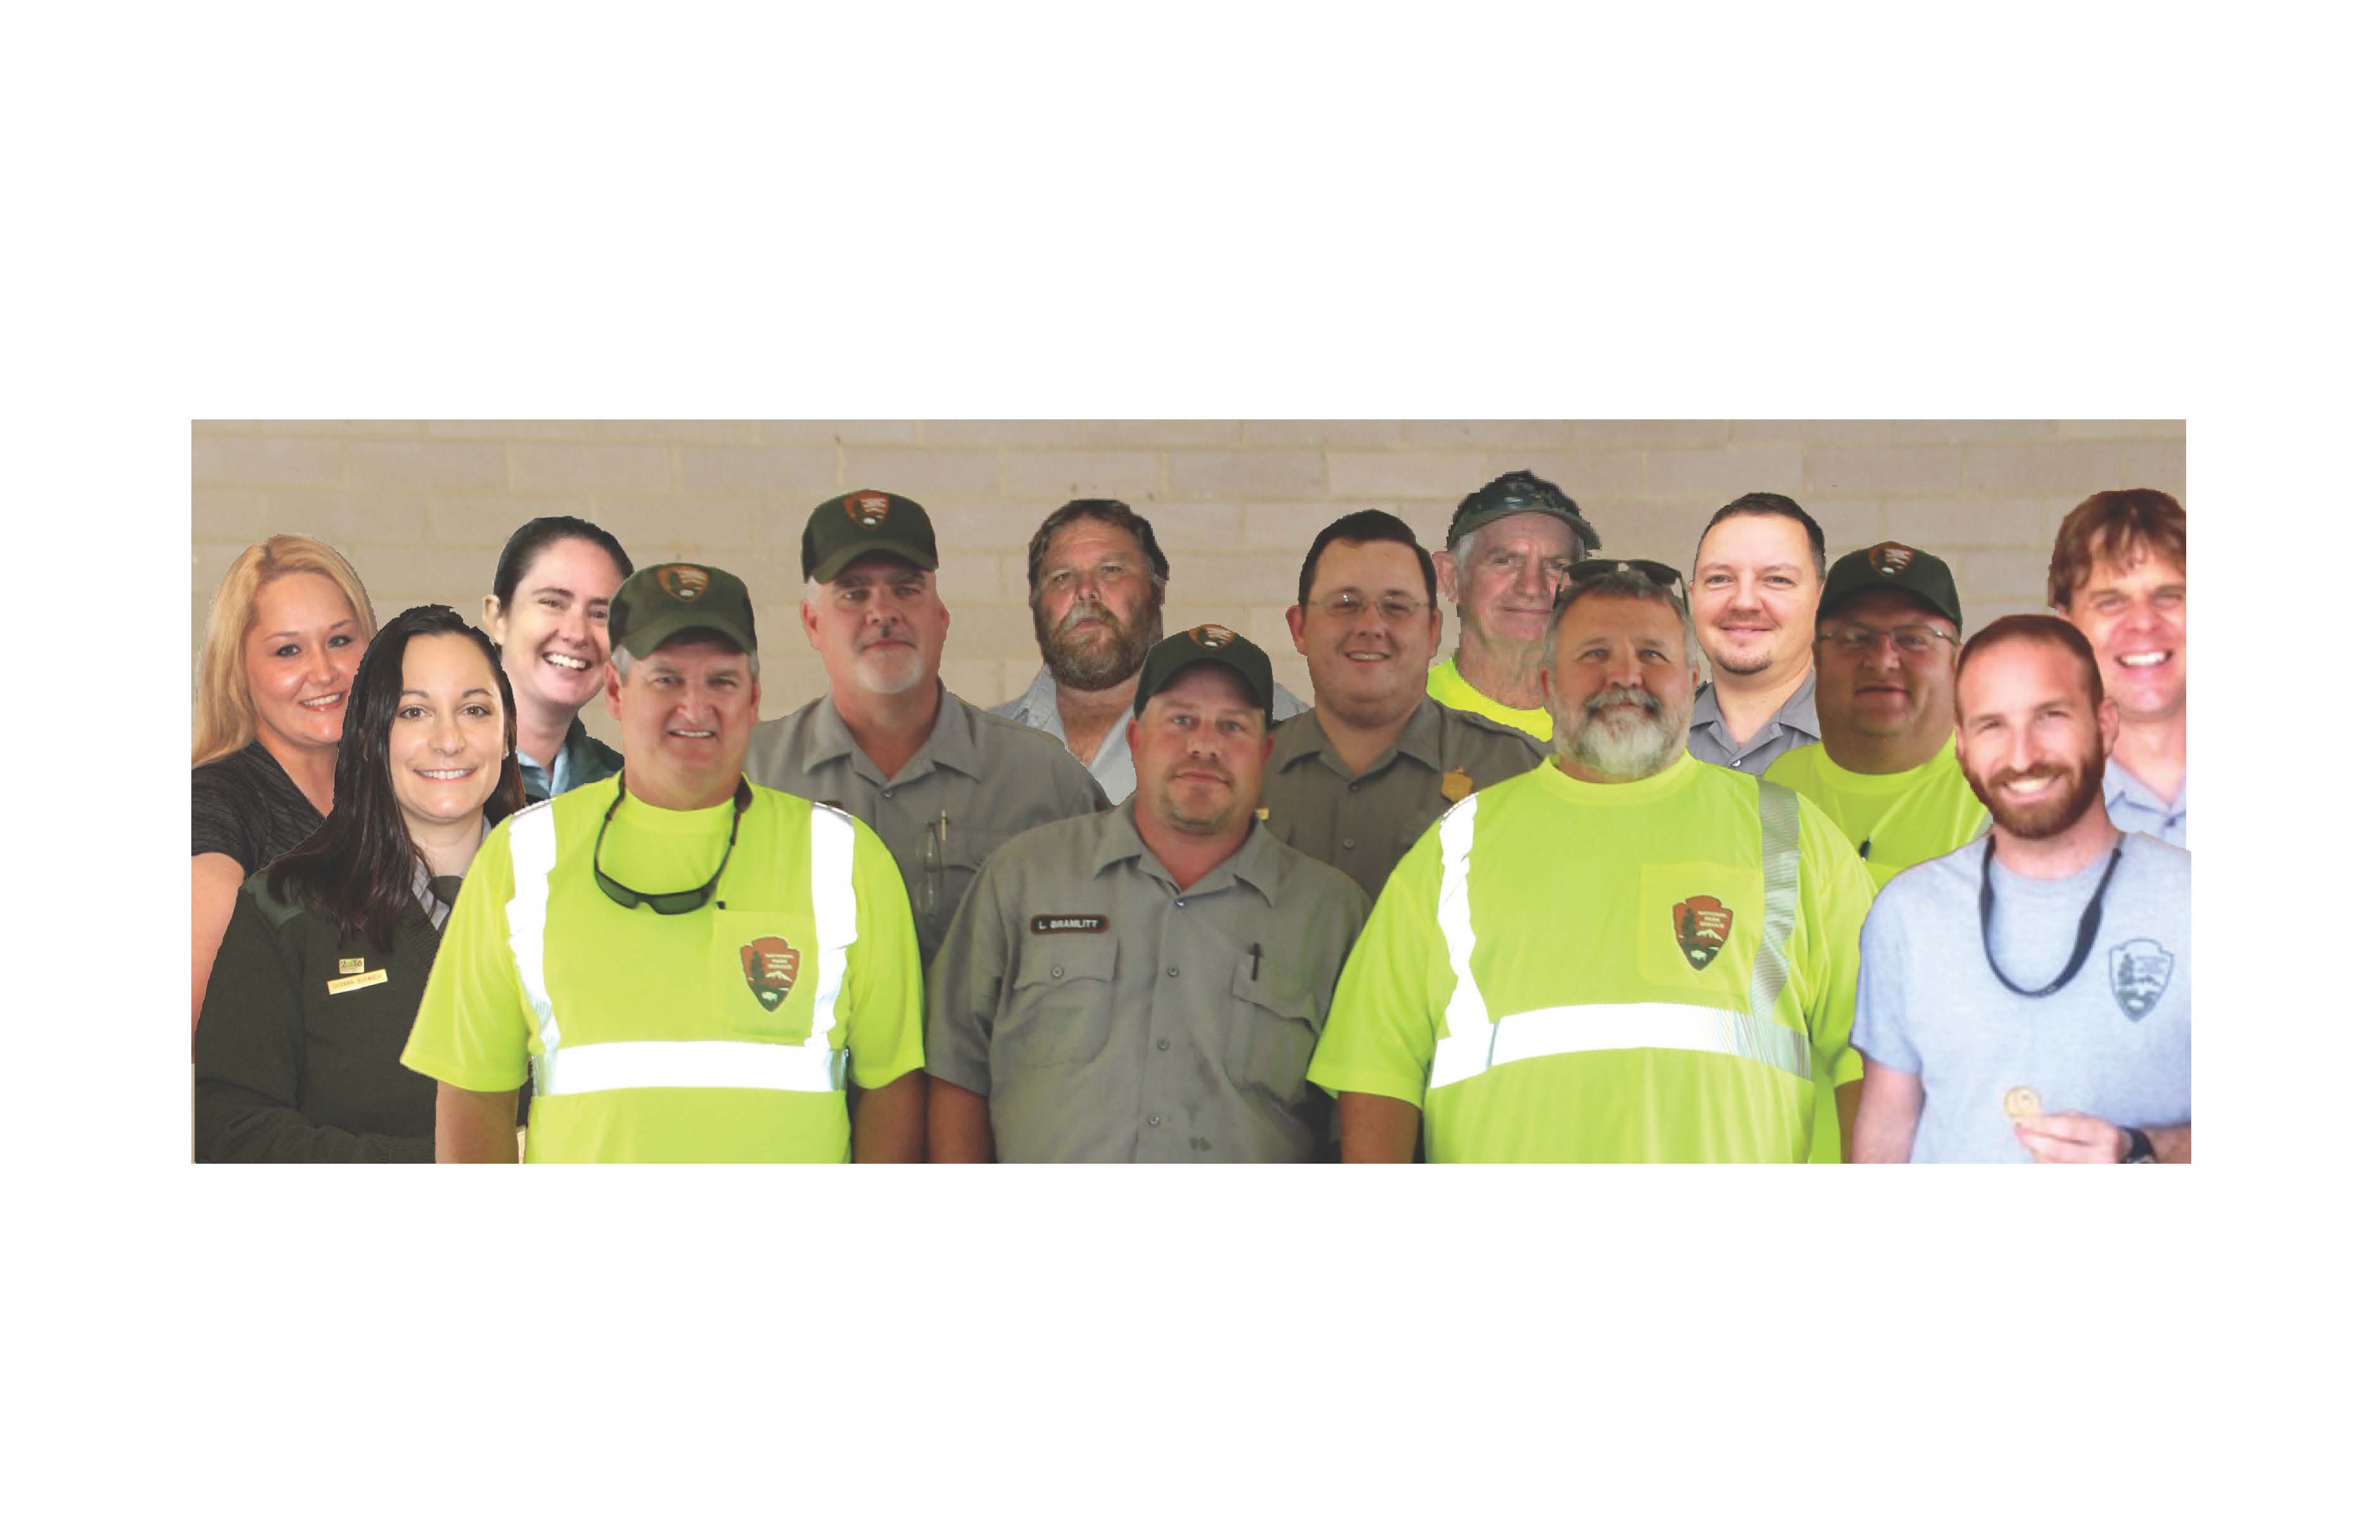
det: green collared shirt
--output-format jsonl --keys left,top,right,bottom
{"left": 926, "top": 801, "right": 1370, "bottom": 1162}
{"left": 1260, "top": 697, "right": 1546, "bottom": 900}
{"left": 745, "top": 685, "right": 1107, "bottom": 967}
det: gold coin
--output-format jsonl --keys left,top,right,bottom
{"left": 2003, "top": 1086, "right": 2042, "bottom": 1120}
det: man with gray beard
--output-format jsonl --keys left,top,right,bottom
{"left": 993, "top": 498, "right": 1305, "bottom": 803}
{"left": 1309, "top": 560, "right": 1875, "bottom": 1162}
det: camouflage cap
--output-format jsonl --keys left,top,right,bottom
{"left": 608, "top": 563, "right": 759, "bottom": 660}
{"left": 801, "top": 488, "right": 939, "bottom": 583}
{"left": 1133, "top": 623, "right": 1275, "bottom": 727}
{"left": 1446, "top": 468, "right": 1601, "bottom": 553}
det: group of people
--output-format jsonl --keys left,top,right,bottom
{"left": 190, "top": 467, "right": 2189, "bottom": 1162}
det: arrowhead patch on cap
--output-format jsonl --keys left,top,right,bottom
{"left": 656, "top": 564, "right": 710, "bottom": 601}
{"left": 845, "top": 491, "right": 892, "bottom": 527}
{"left": 1867, "top": 542, "right": 1916, "bottom": 575}
{"left": 1190, "top": 623, "right": 1237, "bottom": 649}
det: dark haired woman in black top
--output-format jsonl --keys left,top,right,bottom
{"left": 195, "top": 607, "right": 528, "bottom": 1161}
{"left": 480, "top": 515, "right": 633, "bottom": 799}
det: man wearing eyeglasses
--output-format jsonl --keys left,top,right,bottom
{"left": 746, "top": 490, "right": 1105, "bottom": 969}
{"left": 993, "top": 498, "right": 1305, "bottom": 802}
{"left": 1425, "top": 469, "right": 1600, "bottom": 742}
{"left": 1848, "top": 616, "right": 2189, "bottom": 1163}
{"left": 1763, "top": 543, "right": 1987, "bottom": 888}
{"left": 1311, "top": 559, "right": 1873, "bottom": 1162}
{"left": 1262, "top": 509, "right": 1543, "bottom": 900}
{"left": 403, "top": 562, "right": 926, "bottom": 1162}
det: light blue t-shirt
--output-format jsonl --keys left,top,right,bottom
{"left": 1852, "top": 834, "right": 2191, "bottom": 1162}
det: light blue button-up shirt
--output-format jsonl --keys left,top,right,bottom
{"left": 992, "top": 665, "right": 1308, "bottom": 805}
{"left": 2101, "top": 755, "right": 2186, "bottom": 849}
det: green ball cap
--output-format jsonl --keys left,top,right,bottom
{"left": 1818, "top": 542, "right": 1963, "bottom": 631}
{"left": 802, "top": 488, "right": 939, "bottom": 582}
{"left": 608, "top": 563, "right": 760, "bottom": 660}
{"left": 1134, "top": 624, "right": 1275, "bottom": 726}
{"left": 1446, "top": 468, "right": 1600, "bottom": 552}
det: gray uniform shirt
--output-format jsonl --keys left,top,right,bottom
{"left": 927, "top": 801, "right": 1370, "bottom": 1162}
{"left": 2101, "top": 756, "right": 2187, "bottom": 849}
{"left": 1852, "top": 834, "right": 2191, "bottom": 1162}
{"left": 745, "top": 686, "right": 1107, "bottom": 967}
{"left": 993, "top": 665, "right": 1310, "bottom": 805}
{"left": 1688, "top": 668, "right": 1821, "bottom": 775}
{"left": 1260, "top": 697, "right": 1546, "bottom": 900}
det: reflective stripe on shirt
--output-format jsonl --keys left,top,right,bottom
{"left": 512, "top": 800, "right": 857, "bottom": 1098}
{"left": 1427, "top": 775, "right": 1809, "bottom": 1089}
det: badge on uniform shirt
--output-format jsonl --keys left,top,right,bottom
{"left": 1671, "top": 894, "right": 1733, "bottom": 971}
{"left": 1441, "top": 768, "right": 1473, "bottom": 802}
{"left": 741, "top": 935, "right": 801, "bottom": 1012}
{"left": 338, "top": 957, "right": 367, "bottom": 975}
{"left": 327, "top": 969, "right": 388, "bottom": 995}
{"left": 2108, "top": 939, "right": 2174, "bottom": 1021}
{"left": 1255, "top": 806, "right": 1269, "bottom": 822}
{"left": 1031, "top": 915, "right": 1110, "bottom": 934}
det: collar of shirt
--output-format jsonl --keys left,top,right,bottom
{"left": 517, "top": 715, "right": 591, "bottom": 797}
{"left": 1271, "top": 696, "right": 1449, "bottom": 781}
{"left": 2100, "top": 754, "right": 2184, "bottom": 819}
{"left": 796, "top": 684, "right": 984, "bottom": 790}
{"left": 1089, "top": 798, "right": 1296, "bottom": 905}
{"left": 1690, "top": 666, "right": 1821, "bottom": 756}
{"left": 410, "top": 818, "right": 490, "bottom": 931}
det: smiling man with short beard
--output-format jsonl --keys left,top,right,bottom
{"left": 994, "top": 499, "right": 1306, "bottom": 803}
{"left": 1309, "top": 561, "right": 1875, "bottom": 1164}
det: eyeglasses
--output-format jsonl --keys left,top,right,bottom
{"left": 591, "top": 777, "right": 749, "bottom": 913}
{"left": 1311, "top": 590, "right": 1427, "bottom": 623}
{"left": 1816, "top": 623, "right": 1956, "bottom": 658}
{"left": 1562, "top": 558, "right": 1684, "bottom": 594}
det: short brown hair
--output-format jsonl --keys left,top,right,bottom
{"left": 2047, "top": 488, "right": 2184, "bottom": 611}
{"left": 1954, "top": 613, "right": 2103, "bottom": 713}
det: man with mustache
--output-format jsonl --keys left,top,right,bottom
{"left": 1764, "top": 542, "right": 1988, "bottom": 887}
{"left": 993, "top": 498, "right": 1305, "bottom": 803}
{"left": 2051, "top": 488, "right": 2186, "bottom": 848}
{"left": 1425, "top": 469, "right": 1600, "bottom": 741}
{"left": 1263, "top": 509, "right": 1543, "bottom": 900}
{"left": 746, "top": 490, "right": 1105, "bottom": 967}
{"left": 1688, "top": 492, "right": 1827, "bottom": 773}
{"left": 927, "top": 625, "right": 1368, "bottom": 1162}
{"left": 1849, "top": 616, "right": 2191, "bottom": 1163}
{"left": 1310, "top": 561, "right": 1874, "bottom": 1162}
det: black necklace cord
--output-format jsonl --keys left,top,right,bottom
{"left": 1977, "top": 834, "right": 2125, "bottom": 998}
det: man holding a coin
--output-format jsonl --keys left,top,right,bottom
{"left": 1847, "top": 615, "right": 2191, "bottom": 1163}
{"left": 746, "top": 490, "right": 1106, "bottom": 969}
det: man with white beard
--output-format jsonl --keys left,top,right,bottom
{"left": 746, "top": 490, "right": 1104, "bottom": 967}
{"left": 1309, "top": 560, "right": 1875, "bottom": 1162}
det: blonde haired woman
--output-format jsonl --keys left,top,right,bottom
{"left": 192, "top": 535, "right": 376, "bottom": 1029}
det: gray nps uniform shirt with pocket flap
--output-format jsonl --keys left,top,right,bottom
{"left": 926, "top": 801, "right": 1370, "bottom": 1162}
{"left": 746, "top": 686, "right": 1107, "bottom": 970}
{"left": 1260, "top": 697, "right": 1545, "bottom": 902}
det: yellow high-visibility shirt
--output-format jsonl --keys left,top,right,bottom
{"left": 1426, "top": 657, "right": 1551, "bottom": 742}
{"left": 1763, "top": 735, "right": 1989, "bottom": 889}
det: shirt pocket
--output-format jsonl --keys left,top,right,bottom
{"left": 998, "top": 931, "right": 1119, "bottom": 1069}
{"left": 708, "top": 909, "right": 818, "bottom": 1041}
{"left": 1227, "top": 955, "right": 1321, "bottom": 1102}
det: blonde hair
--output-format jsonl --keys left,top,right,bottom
{"left": 192, "top": 535, "right": 378, "bottom": 767}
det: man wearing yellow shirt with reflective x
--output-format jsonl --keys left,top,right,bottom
{"left": 1763, "top": 542, "right": 1989, "bottom": 888}
{"left": 402, "top": 561, "right": 924, "bottom": 1162}
{"left": 1311, "top": 559, "right": 1875, "bottom": 1162}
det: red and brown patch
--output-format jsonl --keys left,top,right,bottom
{"left": 739, "top": 935, "right": 801, "bottom": 1011}
{"left": 1672, "top": 895, "right": 1733, "bottom": 971}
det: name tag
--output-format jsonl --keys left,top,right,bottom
{"left": 327, "top": 969, "right": 389, "bottom": 995}
{"left": 1030, "top": 914, "right": 1109, "bottom": 934}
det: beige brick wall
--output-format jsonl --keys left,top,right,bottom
{"left": 191, "top": 420, "right": 2186, "bottom": 751}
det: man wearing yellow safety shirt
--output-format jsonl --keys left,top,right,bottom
{"left": 1312, "top": 559, "right": 1874, "bottom": 1162}
{"left": 1423, "top": 469, "right": 1599, "bottom": 741}
{"left": 1763, "top": 542, "right": 1988, "bottom": 888}
{"left": 403, "top": 562, "right": 925, "bottom": 1162}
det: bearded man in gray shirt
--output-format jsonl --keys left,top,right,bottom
{"left": 1849, "top": 615, "right": 2189, "bottom": 1164}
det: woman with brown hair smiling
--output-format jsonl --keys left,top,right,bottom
{"left": 195, "top": 606, "right": 526, "bottom": 1162}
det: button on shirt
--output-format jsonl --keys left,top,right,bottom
{"left": 992, "top": 665, "right": 1310, "bottom": 805}
{"left": 745, "top": 686, "right": 1107, "bottom": 967}
{"left": 926, "top": 801, "right": 1370, "bottom": 1162}
{"left": 1688, "top": 669, "right": 1822, "bottom": 775}
{"left": 2100, "top": 756, "right": 2186, "bottom": 849}
{"left": 1261, "top": 697, "right": 1546, "bottom": 900}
